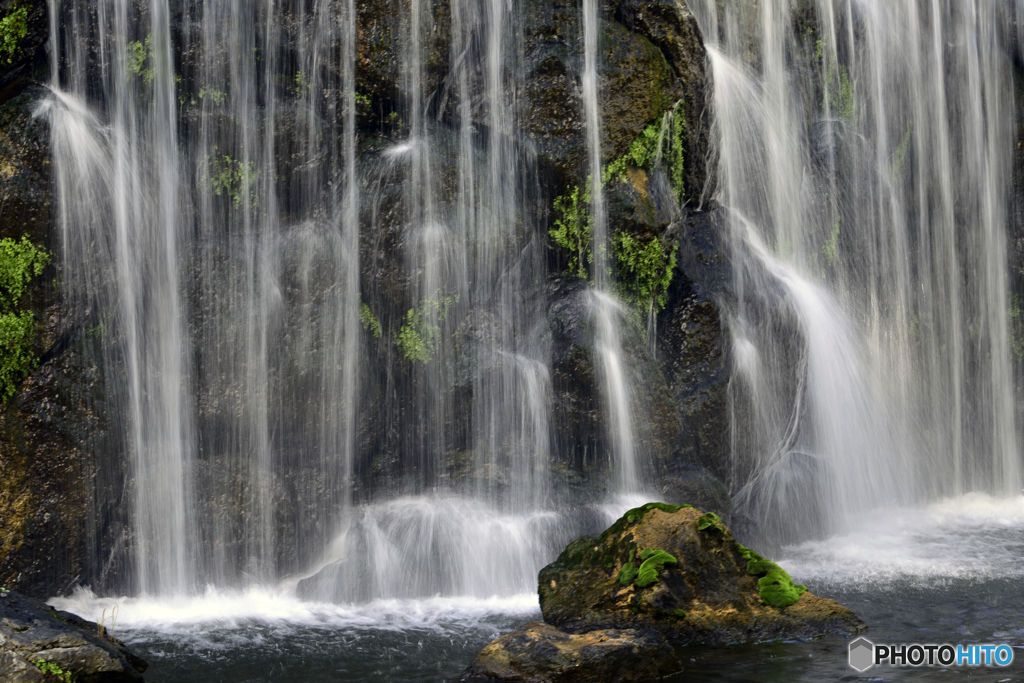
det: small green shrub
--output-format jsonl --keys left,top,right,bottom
{"left": 206, "top": 152, "right": 259, "bottom": 210}
{"left": 0, "top": 3, "right": 28, "bottom": 65}
{"left": 126, "top": 35, "right": 154, "bottom": 86}
{"left": 397, "top": 292, "right": 456, "bottom": 363}
{"left": 0, "top": 236, "right": 50, "bottom": 401}
{"left": 33, "top": 659, "right": 73, "bottom": 683}
{"left": 550, "top": 182, "right": 593, "bottom": 279}
{"left": 359, "top": 302, "right": 381, "bottom": 338}
{"left": 614, "top": 231, "right": 677, "bottom": 314}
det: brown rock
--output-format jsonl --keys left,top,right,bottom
{"left": 463, "top": 621, "right": 682, "bottom": 683}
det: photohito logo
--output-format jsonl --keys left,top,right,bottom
{"left": 849, "top": 637, "right": 1015, "bottom": 672}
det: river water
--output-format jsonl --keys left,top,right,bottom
{"left": 51, "top": 493, "right": 1024, "bottom": 682}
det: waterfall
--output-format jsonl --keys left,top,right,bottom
{"left": 694, "top": 0, "right": 1023, "bottom": 541}
{"left": 582, "top": 0, "right": 642, "bottom": 496}
{"left": 41, "top": 0, "right": 575, "bottom": 600}
{"left": 44, "top": 0, "right": 363, "bottom": 594}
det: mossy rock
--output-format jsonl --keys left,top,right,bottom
{"left": 537, "top": 502, "right": 865, "bottom": 643}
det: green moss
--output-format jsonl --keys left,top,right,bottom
{"left": 617, "top": 549, "right": 638, "bottom": 585}
{"left": 673, "top": 608, "right": 687, "bottom": 618}
{"left": 735, "top": 543, "right": 807, "bottom": 608}
{"left": 550, "top": 181, "right": 593, "bottom": 279}
{"left": 697, "top": 511, "right": 724, "bottom": 534}
{"left": 0, "top": 3, "right": 28, "bottom": 65}
{"left": 621, "top": 501, "right": 688, "bottom": 527}
{"left": 635, "top": 548, "right": 677, "bottom": 588}
{"left": 0, "top": 236, "right": 50, "bottom": 401}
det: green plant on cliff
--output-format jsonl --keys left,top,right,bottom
{"left": 126, "top": 35, "right": 155, "bottom": 86}
{"left": 206, "top": 151, "right": 259, "bottom": 210}
{"left": 735, "top": 542, "right": 807, "bottom": 608}
{"left": 550, "top": 181, "right": 593, "bottom": 279}
{"left": 397, "top": 291, "right": 457, "bottom": 363}
{"left": 0, "top": 2, "right": 28, "bottom": 64}
{"left": 359, "top": 302, "right": 381, "bottom": 339}
{"left": 33, "top": 659, "right": 73, "bottom": 683}
{"left": 614, "top": 231, "right": 677, "bottom": 315}
{"left": 0, "top": 236, "right": 50, "bottom": 401}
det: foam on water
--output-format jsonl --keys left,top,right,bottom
{"left": 779, "top": 493, "right": 1024, "bottom": 587}
{"left": 49, "top": 586, "right": 539, "bottom": 642}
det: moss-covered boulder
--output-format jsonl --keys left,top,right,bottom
{"left": 538, "top": 502, "right": 864, "bottom": 643}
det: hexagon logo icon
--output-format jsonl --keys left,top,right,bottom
{"left": 849, "top": 637, "right": 875, "bottom": 672}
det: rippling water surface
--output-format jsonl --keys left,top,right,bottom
{"left": 51, "top": 495, "right": 1024, "bottom": 682}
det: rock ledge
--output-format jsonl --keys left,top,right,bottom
{"left": 0, "top": 588, "right": 147, "bottom": 682}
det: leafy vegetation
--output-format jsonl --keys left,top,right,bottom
{"left": 126, "top": 35, "right": 155, "bottom": 86}
{"left": 549, "top": 181, "right": 593, "bottom": 279}
{"left": 614, "top": 231, "right": 677, "bottom": 314}
{"left": 0, "top": 2, "right": 27, "bottom": 65}
{"left": 550, "top": 109, "right": 686, "bottom": 315}
{"left": 359, "top": 302, "right": 381, "bottom": 338}
{"left": 397, "top": 292, "right": 457, "bottom": 363}
{"left": 34, "top": 659, "right": 73, "bottom": 683}
{"left": 0, "top": 236, "right": 50, "bottom": 401}
{"left": 206, "top": 152, "right": 259, "bottom": 209}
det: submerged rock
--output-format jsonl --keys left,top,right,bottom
{"left": 465, "top": 502, "right": 864, "bottom": 683}
{"left": 463, "top": 621, "right": 683, "bottom": 683}
{"left": 0, "top": 588, "right": 147, "bottom": 682}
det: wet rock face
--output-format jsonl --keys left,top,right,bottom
{"left": 0, "top": 588, "right": 147, "bottom": 682}
{"left": 657, "top": 206, "right": 731, "bottom": 484}
{"left": 537, "top": 504, "right": 865, "bottom": 642}
{"left": 462, "top": 621, "right": 683, "bottom": 683}
{"left": 0, "top": 86, "right": 127, "bottom": 599}
{"left": 522, "top": 0, "right": 707, "bottom": 188}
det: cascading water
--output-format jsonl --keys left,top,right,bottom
{"left": 41, "top": 0, "right": 593, "bottom": 604}
{"left": 692, "top": 0, "right": 1023, "bottom": 541}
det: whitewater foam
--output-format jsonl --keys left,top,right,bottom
{"left": 779, "top": 493, "right": 1024, "bottom": 587}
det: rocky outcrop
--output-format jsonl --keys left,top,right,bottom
{"left": 465, "top": 502, "right": 865, "bottom": 682}
{"left": 0, "top": 588, "right": 147, "bottom": 682}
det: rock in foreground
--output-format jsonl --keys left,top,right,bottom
{"left": 463, "top": 621, "right": 682, "bottom": 683}
{"left": 0, "top": 588, "right": 147, "bottom": 682}
{"left": 465, "top": 503, "right": 865, "bottom": 682}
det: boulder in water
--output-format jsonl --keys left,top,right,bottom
{"left": 464, "top": 502, "right": 865, "bottom": 682}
